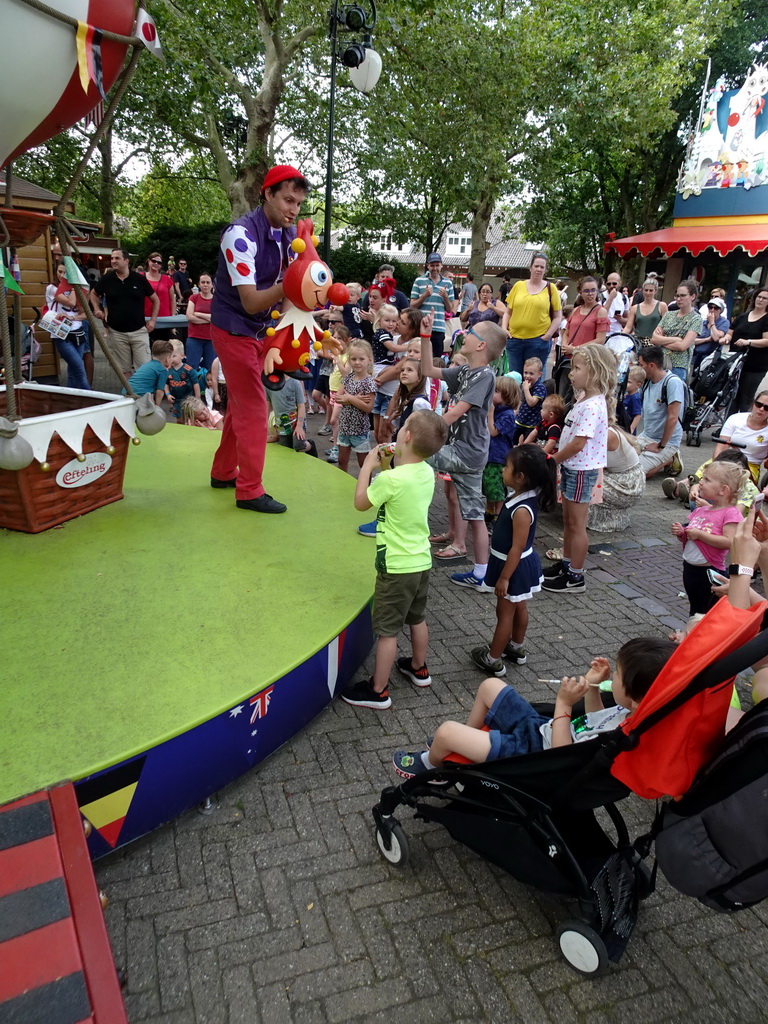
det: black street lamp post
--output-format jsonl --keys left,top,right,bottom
{"left": 323, "top": 2, "right": 381, "bottom": 264}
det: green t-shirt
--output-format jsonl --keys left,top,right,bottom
{"left": 367, "top": 461, "right": 435, "bottom": 573}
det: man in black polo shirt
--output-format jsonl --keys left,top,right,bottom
{"left": 90, "top": 248, "right": 159, "bottom": 377}
{"left": 173, "top": 259, "right": 192, "bottom": 310}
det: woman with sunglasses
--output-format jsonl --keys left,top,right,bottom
{"left": 651, "top": 279, "right": 702, "bottom": 381}
{"left": 555, "top": 276, "right": 609, "bottom": 399}
{"left": 722, "top": 288, "right": 768, "bottom": 412}
{"left": 713, "top": 391, "right": 768, "bottom": 483}
{"left": 623, "top": 278, "right": 667, "bottom": 346}
{"left": 144, "top": 252, "right": 175, "bottom": 340}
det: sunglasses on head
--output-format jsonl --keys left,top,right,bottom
{"left": 755, "top": 400, "right": 768, "bottom": 411}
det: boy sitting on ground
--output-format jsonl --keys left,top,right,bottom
{"left": 124, "top": 338, "right": 174, "bottom": 405}
{"left": 392, "top": 636, "right": 675, "bottom": 778}
{"left": 341, "top": 410, "right": 449, "bottom": 710}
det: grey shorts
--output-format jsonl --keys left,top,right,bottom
{"left": 427, "top": 446, "right": 484, "bottom": 520}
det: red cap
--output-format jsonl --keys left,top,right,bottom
{"left": 261, "top": 164, "right": 305, "bottom": 193}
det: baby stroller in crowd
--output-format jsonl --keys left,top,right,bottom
{"left": 372, "top": 598, "right": 768, "bottom": 975}
{"left": 0, "top": 307, "right": 41, "bottom": 383}
{"left": 684, "top": 348, "right": 746, "bottom": 447}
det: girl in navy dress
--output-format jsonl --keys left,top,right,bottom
{"left": 471, "top": 444, "right": 556, "bottom": 677}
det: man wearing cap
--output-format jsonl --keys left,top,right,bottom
{"left": 410, "top": 254, "right": 454, "bottom": 358}
{"left": 209, "top": 164, "right": 309, "bottom": 513}
{"left": 691, "top": 296, "right": 730, "bottom": 374}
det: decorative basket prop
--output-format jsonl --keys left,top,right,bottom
{"left": 0, "top": 383, "right": 138, "bottom": 533}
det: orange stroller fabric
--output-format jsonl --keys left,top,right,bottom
{"left": 611, "top": 597, "right": 767, "bottom": 800}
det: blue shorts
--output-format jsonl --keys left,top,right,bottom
{"left": 484, "top": 685, "right": 548, "bottom": 760}
{"left": 372, "top": 390, "right": 391, "bottom": 417}
{"left": 560, "top": 465, "right": 599, "bottom": 503}
{"left": 338, "top": 432, "right": 370, "bottom": 453}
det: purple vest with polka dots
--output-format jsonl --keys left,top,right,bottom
{"left": 211, "top": 206, "right": 296, "bottom": 338}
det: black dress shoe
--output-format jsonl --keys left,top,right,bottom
{"left": 211, "top": 477, "right": 237, "bottom": 488}
{"left": 236, "top": 494, "right": 287, "bottom": 514}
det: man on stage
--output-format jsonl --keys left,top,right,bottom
{"left": 210, "top": 165, "right": 310, "bottom": 513}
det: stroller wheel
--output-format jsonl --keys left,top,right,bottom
{"left": 556, "top": 920, "right": 608, "bottom": 976}
{"left": 375, "top": 820, "right": 409, "bottom": 867}
{"left": 685, "top": 430, "right": 692, "bottom": 446}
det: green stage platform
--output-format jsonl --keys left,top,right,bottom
{"left": 0, "top": 427, "right": 374, "bottom": 808}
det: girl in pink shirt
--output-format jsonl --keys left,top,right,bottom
{"left": 671, "top": 461, "right": 747, "bottom": 615}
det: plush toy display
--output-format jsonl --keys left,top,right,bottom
{"left": 262, "top": 220, "right": 350, "bottom": 391}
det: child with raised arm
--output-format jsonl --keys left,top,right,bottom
{"left": 419, "top": 311, "right": 507, "bottom": 589}
{"left": 341, "top": 410, "right": 449, "bottom": 709}
{"left": 392, "top": 636, "right": 675, "bottom": 778}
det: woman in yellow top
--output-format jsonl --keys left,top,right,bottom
{"left": 501, "top": 253, "right": 562, "bottom": 376}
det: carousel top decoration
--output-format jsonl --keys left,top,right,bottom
{"left": 679, "top": 61, "right": 768, "bottom": 200}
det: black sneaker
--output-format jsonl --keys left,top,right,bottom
{"left": 542, "top": 559, "right": 567, "bottom": 579}
{"left": 541, "top": 572, "right": 586, "bottom": 593}
{"left": 211, "top": 476, "right": 237, "bottom": 488}
{"left": 236, "top": 494, "right": 287, "bottom": 514}
{"left": 340, "top": 679, "right": 392, "bottom": 709}
{"left": 396, "top": 657, "right": 432, "bottom": 687}
{"left": 503, "top": 643, "right": 527, "bottom": 665}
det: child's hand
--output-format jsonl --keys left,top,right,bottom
{"left": 420, "top": 312, "right": 434, "bottom": 336}
{"left": 377, "top": 444, "right": 394, "bottom": 469}
{"left": 362, "top": 447, "right": 380, "bottom": 469}
{"left": 731, "top": 503, "right": 761, "bottom": 569}
{"left": 556, "top": 675, "right": 590, "bottom": 707}
{"left": 494, "top": 575, "right": 510, "bottom": 599}
{"left": 671, "top": 522, "right": 685, "bottom": 537}
{"left": 585, "top": 657, "right": 611, "bottom": 684}
{"left": 293, "top": 423, "right": 305, "bottom": 441}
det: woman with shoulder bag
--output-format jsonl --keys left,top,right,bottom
{"left": 556, "top": 276, "right": 609, "bottom": 401}
{"left": 501, "top": 252, "right": 561, "bottom": 376}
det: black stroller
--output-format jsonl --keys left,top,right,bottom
{"left": 372, "top": 601, "right": 768, "bottom": 975}
{"left": 685, "top": 348, "right": 745, "bottom": 446}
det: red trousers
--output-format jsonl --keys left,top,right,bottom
{"left": 210, "top": 325, "right": 268, "bottom": 500}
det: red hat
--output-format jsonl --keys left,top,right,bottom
{"left": 261, "top": 164, "right": 306, "bottom": 193}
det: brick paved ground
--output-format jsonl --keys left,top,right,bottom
{"left": 86, "top": 354, "right": 768, "bottom": 1023}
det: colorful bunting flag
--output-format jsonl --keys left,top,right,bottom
{"left": 63, "top": 256, "right": 89, "bottom": 288}
{"left": 135, "top": 9, "right": 165, "bottom": 61}
{"left": 75, "top": 22, "right": 105, "bottom": 97}
{"left": 0, "top": 253, "right": 24, "bottom": 295}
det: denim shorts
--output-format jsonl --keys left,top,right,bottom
{"left": 560, "top": 465, "right": 599, "bottom": 503}
{"left": 338, "top": 432, "right": 371, "bottom": 453}
{"left": 372, "top": 390, "right": 391, "bottom": 417}
{"left": 484, "top": 685, "right": 548, "bottom": 760}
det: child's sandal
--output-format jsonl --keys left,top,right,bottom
{"left": 429, "top": 533, "right": 452, "bottom": 545}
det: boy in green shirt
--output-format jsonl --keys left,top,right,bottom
{"left": 342, "top": 410, "right": 449, "bottom": 709}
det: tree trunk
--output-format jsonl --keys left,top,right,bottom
{"left": 468, "top": 185, "right": 495, "bottom": 282}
